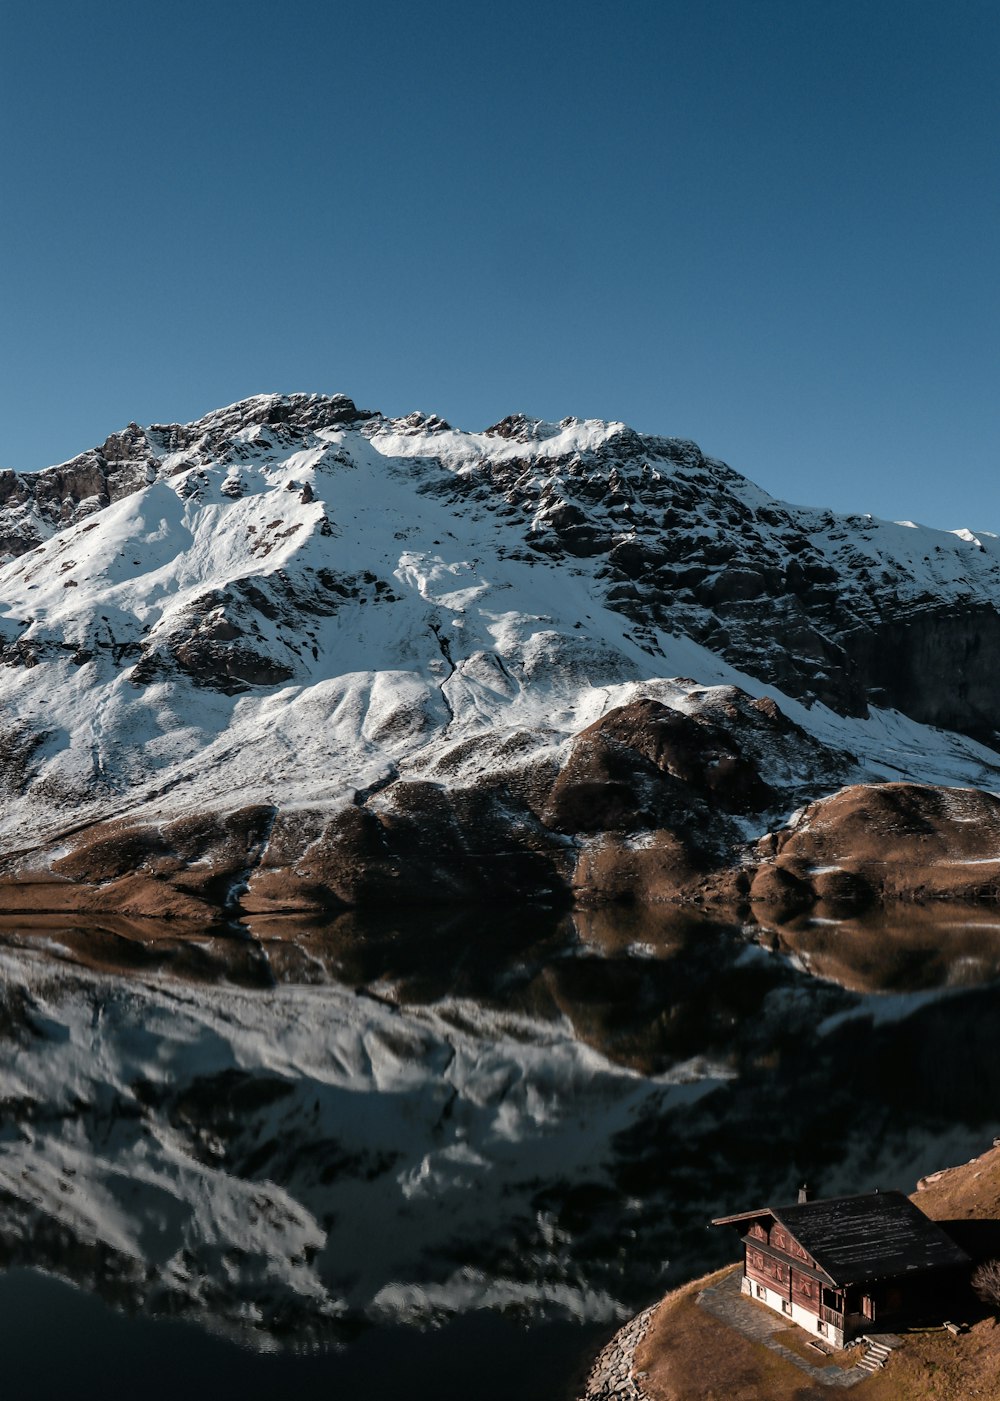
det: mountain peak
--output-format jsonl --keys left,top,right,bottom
{"left": 148, "top": 392, "right": 378, "bottom": 452}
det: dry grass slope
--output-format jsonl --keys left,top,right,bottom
{"left": 632, "top": 1144, "right": 1000, "bottom": 1400}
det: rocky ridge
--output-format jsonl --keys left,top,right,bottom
{"left": 0, "top": 392, "right": 998, "bottom": 917}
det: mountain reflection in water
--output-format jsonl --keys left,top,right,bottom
{"left": 0, "top": 903, "right": 999, "bottom": 1399}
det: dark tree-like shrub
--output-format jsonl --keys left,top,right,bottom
{"left": 972, "top": 1259, "right": 1000, "bottom": 1308}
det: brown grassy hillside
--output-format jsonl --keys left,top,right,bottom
{"left": 633, "top": 1143, "right": 1000, "bottom": 1400}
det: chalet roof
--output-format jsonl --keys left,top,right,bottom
{"left": 713, "top": 1191, "right": 970, "bottom": 1287}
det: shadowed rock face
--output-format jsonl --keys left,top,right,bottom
{"left": 426, "top": 427, "right": 1000, "bottom": 737}
{"left": 0, "top": 425, "right": 154, "bottom": 557}
{"left": 843, "top": 605, "right": 1000, "bottom": 741}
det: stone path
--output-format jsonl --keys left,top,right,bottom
{"left": 579, "top": 1302, "right": 659, "bottom": 1400}
{"left": 696, "top": 1271, "right": 880, "bottom": 1388}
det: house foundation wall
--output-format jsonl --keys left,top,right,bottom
{"left": 741, "top": 1273, "right": 845, "bottom": 1349}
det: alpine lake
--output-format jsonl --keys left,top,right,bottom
{"left": 1, "top": 899, "right": 999, "bottom": 1400}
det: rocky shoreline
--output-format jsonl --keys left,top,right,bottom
{"left": 578, "top": 1303, "right": 658, "bottom": 1401}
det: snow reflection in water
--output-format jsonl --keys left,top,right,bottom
{"left": 0, "top": 903, "right": 998, "bottom": 1394}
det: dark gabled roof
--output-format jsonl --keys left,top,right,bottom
{"left": 713, "top": 1191, "right": 970, "bottom": 1286}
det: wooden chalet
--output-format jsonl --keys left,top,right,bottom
{"left": 712, "top": 1189, "right": 970, "bottom": 1348}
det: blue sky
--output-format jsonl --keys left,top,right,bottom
{"left": 1, "top": 0, "right": 997, "bottom": 530}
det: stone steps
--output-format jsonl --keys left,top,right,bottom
{"left": 856, "top": 1336, "right": 895, "bottom": 1373}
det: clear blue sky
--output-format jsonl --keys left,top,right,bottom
{"left": 2, "top": 0, "right": 997, "bottom": 530}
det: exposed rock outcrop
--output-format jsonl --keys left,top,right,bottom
{"left": 751, "top": 783, "right": 1000, "bottom": 913}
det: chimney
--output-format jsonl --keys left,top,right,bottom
{"left": 798, "top": 1183, "right": 812, "bottom": 1204}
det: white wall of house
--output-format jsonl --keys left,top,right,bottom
{"left": 741, "top": 1273, "right": 845, "bottom": 1349}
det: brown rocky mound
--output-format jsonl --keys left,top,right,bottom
{"left": 751, "top": 782, "right": 1000, "bottom": 915}
{"left": 545, "top": 697, "right": 776, "bottom": 831}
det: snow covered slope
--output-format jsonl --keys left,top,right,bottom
{"left": 0, "top": 392, "right": 998, "bottom": 914}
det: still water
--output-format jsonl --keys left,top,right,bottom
{"left": 0, "top": 902, "right": 999, "bottom": 1399}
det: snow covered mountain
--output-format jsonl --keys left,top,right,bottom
{"left": 1, "top": 391, "right": 1000, "bottom": 917}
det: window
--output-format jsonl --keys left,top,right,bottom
{"left": 756, "top": 1284, "right": 766, "bottom": 1299}
{"left": 818, "top": 1321, "right": 827, "bottom": 1335}
{"left": 782, "top": 1300, "right": 792, "bottom": 1314}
